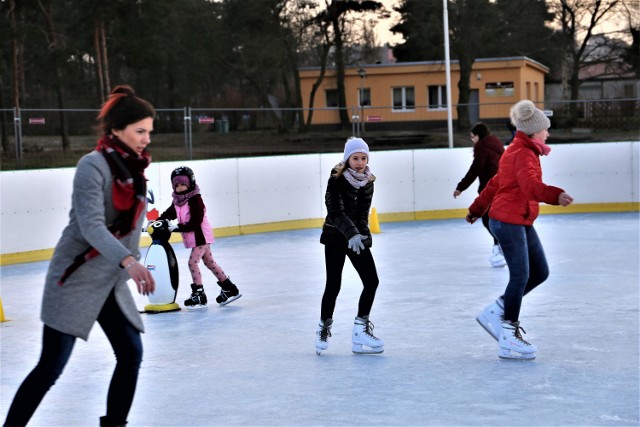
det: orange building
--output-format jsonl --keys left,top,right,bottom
{"left": 298, "top": 56, "right": 548, "bottom": 129}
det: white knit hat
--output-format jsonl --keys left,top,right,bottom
{"left": 343, "top": 137, "right": 369, "bottom": 162}
{"left": 510, "top": 100, "right": 550, "bottom": 135}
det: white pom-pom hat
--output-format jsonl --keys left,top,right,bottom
{"left": 510, "top": 100, "right": 550, "bottom": 136}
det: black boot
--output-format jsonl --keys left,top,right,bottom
{"left": 184, "top": 283, "right": 207, "bottom": 309}
{"left": 100, "top": 416, "right": 127, "bottom": 427}
{"left": 216, "top": 278, "right": 242, "bottom": 306}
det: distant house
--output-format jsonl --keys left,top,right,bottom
{"left": 544, "top": 62, "right": 639, "bottom": 129}
{"left": 298, "top": 56, "right": 549, "bottom": 130}
{"left": 545, "top": 62, "right": 639, "bottom": 101}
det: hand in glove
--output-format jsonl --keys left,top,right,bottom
{"left": 347, "top": 234, "right": 366, "bottom": 255}
{"left": 168, "top": 219, "right": 180, "bottom": 232}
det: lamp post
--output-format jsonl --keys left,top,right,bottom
{"left": 358, "top": 68, "right": 366, "bottom": 136}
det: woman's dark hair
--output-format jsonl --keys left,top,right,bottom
{"left": 97, "top": 85, "right": 155, "bottom": 134}
{"left": 471, "top": 122, "right": 492, "bottom": 139}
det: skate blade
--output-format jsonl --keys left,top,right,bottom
{"left": 352, "top": 344, "right": 384, "bottom": 354}
{"left": 475, "top": 316, "right": 499, "bottom": 342}
{"left": 498, "top": 348, "right": 536, "bottom": 360}
{"left": 185, "top": 304, "right": 208, "bottom": 310}
{"left": 219, "top": 294, "right": 242, "bottom": 306}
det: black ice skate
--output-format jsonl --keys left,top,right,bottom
{"left": 184, "top": 283, "right": 208, "bottom": 309}
{"left": 216, "top": 278, "right": 242, "bottom": 306}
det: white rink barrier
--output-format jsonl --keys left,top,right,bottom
{"left": 1, "top": 141, "right": 638, "bottom": 263}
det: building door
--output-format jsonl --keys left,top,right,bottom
{"left": 469, "top": 90, "right": 479, "bottom": 125}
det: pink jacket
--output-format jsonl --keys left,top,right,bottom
{"left": 160, "top": 194, "right": 214, "bottom": 248}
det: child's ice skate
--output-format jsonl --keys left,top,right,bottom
{"left": 216, "top": 278, "right": 242, "bottom": 306}
{"left": 489, "top": 244, "right": 507, "bottom": 268}
{"left": 476, "top": 298, "right": 504, "bottom": 341}
{"left": 315, "top": 318, "right": 333, "bottom": 355}
{"left": 184, "top": 283, "right": 208, "bottom": 310}
{"left": 352, "top": 316, "right": 384, "bottom": 354}
{"left": 498, "top": 321, "right": 537, "bottom": 360}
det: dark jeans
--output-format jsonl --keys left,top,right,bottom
{"left": 489, "top": 219, "right": 549, "bottom": 322}
{"left": 3, "top": 290, "right": 143, "bottom": 427}
{"left": 481, "top": 212, "right": 499, "bottom": 245}
{"left": 321, "top": 245, "right": 379, "bottom": 321}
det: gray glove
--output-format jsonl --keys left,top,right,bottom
{"left": 347, "top": 234, "right": 366, "bottom": 255}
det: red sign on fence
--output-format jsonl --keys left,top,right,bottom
{"left": 29, "top": 118, "right": 46, "bottom": 125}
{"left": 367, "top": 115, "right": 382, "bottom": 122}
{"left": 198, "top": 117, "right": 215, "bottom": 124}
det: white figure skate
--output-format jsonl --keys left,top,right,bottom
{"left": 315, "top": 318, "right": 333, "bottom": 355}
{"left": 352, "top": 316, "right": 384, "bottom": 354}
{"left": 489, "top": 244, "right": 507, "bottom": 268}
{"left": 498, "top": 321, "right": 537, "bottom": 360}
{"left": 476, "top": 298, "right": 504, "bottom": 341}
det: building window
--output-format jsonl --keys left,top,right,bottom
{"left": 428, "top": 85, "right": 447, "bottom": 110}
{"left": 325, "top": 89, "right": 338, "bottom": 108}
{"left": 359, "top": 88, "right": 371, "bottom": 107}
{"left": 392, "top": 87, "right": 415, "bottom": 111}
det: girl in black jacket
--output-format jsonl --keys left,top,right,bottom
{"left": 315, "top": 137, "right": 384, "bottom": 355}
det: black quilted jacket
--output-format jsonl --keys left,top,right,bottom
{"left": 320, "top": 172, "right": 374, "bottom": 248}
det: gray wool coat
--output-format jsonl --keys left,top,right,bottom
{"left": 41, "top": 151, "right": 145, "bottom": 340}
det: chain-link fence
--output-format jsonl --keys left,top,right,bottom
{"left": 1, "top": 98, "right": 638, "bottom": 170}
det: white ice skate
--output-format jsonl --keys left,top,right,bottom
{"left": 498, "top": 321, "right": 537, "bottom": 360}
{"left": 476, "top": 298, "right": 504, "bottom": 341}
{"left": 352, "top": 316, "right": 384, "bottom": 354}
{"left": 489, "top": 244, "right": 507, "bottom": 268}
{"left": 315, "top": 318, "right": 333, "bottom": 355}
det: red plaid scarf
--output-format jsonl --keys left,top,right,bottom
{"left": 58, "top": 134, "right": 151, "bottom": 285}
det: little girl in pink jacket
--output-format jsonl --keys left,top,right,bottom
{"left": 160, "top": 166, "right": 241, "bottom": 309}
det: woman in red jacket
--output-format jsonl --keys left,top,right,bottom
{"left": 466, "top": 100, "right": 574, "bottom": 360}
{"left": 453, "top": 122, "right": 505, "bottom": 267}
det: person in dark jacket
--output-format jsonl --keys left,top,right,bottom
{"left": 315, "top": 137, "right": 384, "bottom": 355}
{"left": 454, "top": 122, "right": 506, "bottom": 267}
{"left": 467, "top": 100, "right": 574, "bottom": 360}
{"left": 159, "top": 166, "right": 241, "bottom": 309}
{"left": 3, "top": 85, "right": 156, "bottom": 427}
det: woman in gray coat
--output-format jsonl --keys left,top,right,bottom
{"left": 4, "top": 85, "right": 156, "bottom": 427}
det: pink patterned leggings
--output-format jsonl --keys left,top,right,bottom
{"left": 188, "top": 244, "right": 227, "bottom": 285}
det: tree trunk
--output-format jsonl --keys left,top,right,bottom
{"left": 37, "top": 0, "right": 70, "bottom": 151}
{"left": 9, "top": 0, "right": 20, "bottom": 111}
{"left": 0, "top": 77, "right": 8, "bottom": 153}
{"left": 329, "top": 4, "right": 350, "bottom": 129}
{"left": 456, "top": 55, "right": 473, "bottom": 131}
{"left": 94, "top": 24, "right": 105, "bottom": 102}
{"left": 100, "top": 21, "right": 111, "bottom": 95}
{"left": 306, "top": 42, "right": 331, "bottom": 128}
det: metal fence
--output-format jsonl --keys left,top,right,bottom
{"left": 1, "top": 98, "right": 638, "bottom": 170}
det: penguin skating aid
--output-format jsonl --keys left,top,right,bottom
{"left": 143, "top": 219, "right": 181, "bottom": 313}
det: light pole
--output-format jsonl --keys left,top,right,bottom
{"left": 358, "top": 68, "right": 366, "bottom": 136}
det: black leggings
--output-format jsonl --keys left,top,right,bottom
{"left": 3, "top": 290, "right": 143, "bottom": 427}
{"left": 320, "top": 245, "right": 379, "bottom": 321}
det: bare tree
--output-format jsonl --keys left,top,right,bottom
{"left": 319, "top": 0, "right": 384, "bottom": 129}
{"left": 551, "top": 0, "right": 622, "bottom": 122}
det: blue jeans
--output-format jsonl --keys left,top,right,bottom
{"left": 489, "top": 219, "right": 549, "bottom": 322}
{"left": 3, "top": 290, "right": 143, "bottom": 427}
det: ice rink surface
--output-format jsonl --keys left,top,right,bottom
{"left": 1, "top": 212, "right": 638, "bottom": 427}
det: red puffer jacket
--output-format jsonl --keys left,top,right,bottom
{"left": 469, "top": 131, "right": 564, "bottom": 226}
